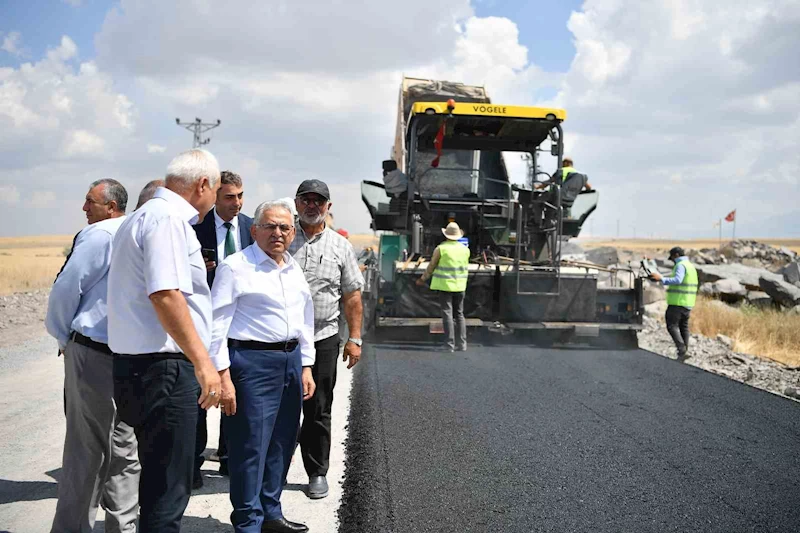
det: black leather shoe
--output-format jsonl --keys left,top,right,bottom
{"left": 261, "top": 517, "right": 309, "bottom": 533}
{"left": 192, "top": 473, "right": 203, "bottom": 490}
{"left": 219, "top": 460, "right": 229, "bottom": 476}
{"left": 308, "top": 475, "right": 329, "bottom": 499}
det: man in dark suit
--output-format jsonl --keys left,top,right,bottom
{"left": 192, "top": 170, "right": 254, "bottom": 488}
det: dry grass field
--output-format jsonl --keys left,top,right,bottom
{"left": 0, "top": 235, "right": 74, "bottom": 295}
{"left": 690, "top": 298, "right": 800, "bottom": 367}
{"left": 582, "top": 238, "right": 800, "bottom": 254}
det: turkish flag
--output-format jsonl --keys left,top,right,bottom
{"left": 431, "top": 121, "right": 446, "bottom": 168}
{"left": 725, "top": 209, "right": 736, "bottom": 222}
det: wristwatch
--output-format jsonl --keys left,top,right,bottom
{"left": 348, "top": 337, "right": 363, "bottom": 346}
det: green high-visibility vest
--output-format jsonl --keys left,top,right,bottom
{"left": 665, "top": 259, "right": 698, "bottom": 308}
{"left": 430, "top": 240, "right": 470, "bottom": 293}
{"left": 562, "top": 166, "right": 577, "bottom": 182}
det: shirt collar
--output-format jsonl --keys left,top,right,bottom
{"left": 675, "top": 256, "right": 688, "bottom": 262}
{"left": 252, "top": 242, "right": 295, "bottom": 269}
{"left": 298, "top": 221, "right": 327, "bottom": 243}
{"left": 153, "top": 187, "right": 200, "bottom": 225}
{"left": 214, "top": 208, "right": 238, "bottom": 230}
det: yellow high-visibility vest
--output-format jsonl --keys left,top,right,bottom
{"left": 430, "top": 240, "right": 470, "bottom": 292}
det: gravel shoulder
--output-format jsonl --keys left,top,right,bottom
{"left": 0, "top": 289, "right": 349, "bottom": 532}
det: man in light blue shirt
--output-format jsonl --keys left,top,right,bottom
{"left": 108, "top": 149, "right": 223, "bottom": 533}
{"left": 46, "top": 178, "right": 141, "bottom": 533}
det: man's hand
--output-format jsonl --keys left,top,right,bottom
{"left": 650, "top": 272, "right": 663, "bottom": 282}
{"left": 195, "top": 360, "right": 222, "bottom": 410}
{"left": 204, "top": 259, "right": 216, "bottom": 271}
{"left": 343, "top": 341, "right": 362, "bottom": 369}
{"left": 219, "top": 368, "right": 237, "bottom": 416}
{"left": 302, "top": 367, "right": 316, "bottom": 400}
{"left": 415, "top": 277, "right": 426, "bottom": 287}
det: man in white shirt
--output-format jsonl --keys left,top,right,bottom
{"left": 191, "top": 170, "right": 254, "bottom": 487}
{"left": 209, "top": 200, "right": 316, "bottom": 533}
{"left": 108, "top": 149, "right": 222, "bottom": 533}
{"left": 46, "top": 178, "right": 140, "bottom": 533}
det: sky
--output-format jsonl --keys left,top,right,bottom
{"left": 1, "top": 0, "right": 798, "bottom": 239}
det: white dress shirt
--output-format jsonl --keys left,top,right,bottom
{"left": 209, "top": 243, "right": 316, "bottom": 371}
{"left": 214, "top": 208, "right": 241, "bottom": 258}
{"left": 108, "top": 187, "right": 212, "bottom": 355}
{"left": 45, "top": 216, "right": 126, "bottom": 350}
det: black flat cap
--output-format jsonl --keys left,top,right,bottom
{"left": 296, "top": 179, "right": 330, "bottom": 200}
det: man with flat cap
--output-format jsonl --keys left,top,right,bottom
{"left": 649, "top": 246, "right": 698, "bottom": 362}
{"left": 289, "top": 179, "right": 365, "bottom": 500}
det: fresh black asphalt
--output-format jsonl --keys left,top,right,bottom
{"left": 339, "top": 343, "right": 800, "bottom": 533}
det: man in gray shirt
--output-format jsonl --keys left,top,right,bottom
{"left": 289, "top": 179, "right": 365, "bottom": 500}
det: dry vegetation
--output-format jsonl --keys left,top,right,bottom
{"left": 690, "top": 297, "right": 800, "bottom": 367}
{"left": 581, "top": 238, "right": 800, "bottom": 254}
{"left": 0, "top": 235, "right": 73, "bottom": 296}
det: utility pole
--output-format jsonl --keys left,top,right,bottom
{"left": 616, "top": 219, "right": 620, "bottom": 239}
{"left": 175, "top": 117, "right": 222, "bottom": 148}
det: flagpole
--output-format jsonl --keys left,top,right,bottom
{"left": 719, "top": 218, "right": 722, "bottom": 248}
{"left": 733, "top": 215, "right": 736, "bottom": 240}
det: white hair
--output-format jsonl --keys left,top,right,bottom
{"left": 254, "top": 199, "right": 295, "bottom": 223}
{"left": 165, "top": 149, "right": 221, "bottom": 190}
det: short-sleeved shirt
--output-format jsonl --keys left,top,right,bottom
{"left": 288, "top": 225, "right": 365, "bottom": 342}
{"left": 108, "top": 187, "right": 212, "bottom": 355}
{"left": 45, "top": 216, "right": 126, "bottom": 350}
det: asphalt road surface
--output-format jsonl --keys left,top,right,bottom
{"left": 340, "top": 343, "right": 800, "bottom": 533}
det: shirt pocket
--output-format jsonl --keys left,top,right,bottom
{"left": 317, "top": 256, "right": 341, "bottom": 288}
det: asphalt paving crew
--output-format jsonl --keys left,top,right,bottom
{"left": 108, "top": 149, "right": 222, "bottom": 532}
{"left": 289, "top": 179, "right": 365, "bottom": 501}
{"left": 191, "top": 169, "right": 255, "bottom": 489}
{"left": 649, "top": 246, "right": 698, "bottom": 362}
{"left": 209, "top": 199, "right": 316, "bottom": 533}
{"left": 46, "top": 178, "right": 141, "bottom": 533}
{"left": 416, "top": 221, "right": 470, "bottom": 352}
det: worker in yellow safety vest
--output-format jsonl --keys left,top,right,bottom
{"left": 533, "top": 156, "right": 592, "bottom": 218}
{"left": 416, "top": 222, "right": 471, "bottom": 352}
{"left": 649, "top": 246, "right": 698, "bottom": 362}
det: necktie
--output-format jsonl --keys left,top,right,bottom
{"left": 223, "top": 222, "right": 236, "bottom": 258}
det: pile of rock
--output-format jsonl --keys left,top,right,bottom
{"left": 686, "top": 239, "right": 796, "bottom": 273}
{"left": 693, "top": 262, "right": 800, "bottom": 311}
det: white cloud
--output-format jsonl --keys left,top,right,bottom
{"left": 31, "top": 191, "right": 57, "bottom": 208}
{"left": 1, "top": 0, "right": 798, "bottom": 239}
{"left": 147, "top": 143, "right": 166, "bottom": 153}
{"left": 1, "top": 32, "right": 23, "bottom": 57}
{"left": 0, "top": 185, "right": 21, "bottom": 205}
{"left": 62, "top": 129, "right": 106, "bottom": 156}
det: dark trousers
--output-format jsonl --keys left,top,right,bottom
{"left": 299, "top": 334, "right": 340, "bottom": 477}
{"left": 113, "top": 357, "right": 199, "bottom": 533}
{"left": 665, "top": 305, "right": 692, "bottom": 356}
{"left": 226, "top": 346, "right": 303, "bottom": 532}
{"left": 195, "top": 406, "right": 228, "bottom": 474}
{"left": 439, "top": 291, "right": 467, "bottom": 350}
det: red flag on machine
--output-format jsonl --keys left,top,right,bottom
{"left": 431, "top": 121, "right": 446, "bottom": 168}
{"left": 725, "top": 209, "right": 736, "bottom": 222}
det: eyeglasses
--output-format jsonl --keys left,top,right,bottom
{"left": 254, "top": 223, "right": 295, "bottom": 234}
{"left": 297, "top": 196, "right": 328, "bottom": 207}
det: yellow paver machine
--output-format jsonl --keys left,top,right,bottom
{"left": 360, "top": 77, "right": 643, "bottom": 346}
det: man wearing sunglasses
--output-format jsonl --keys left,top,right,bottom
{"left": 289, "top": 179, "right": 365, "bottom": 500}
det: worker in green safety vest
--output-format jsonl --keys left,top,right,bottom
{"left": 533, "top": 157, "right": 592, "bottom": 218}
{"left": 649, "top": 246, "right": 698, "bottom": 362}
{"left": 416, "top": 222, "right": 471, "bottom": 352}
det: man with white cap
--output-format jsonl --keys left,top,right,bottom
{"left": 416, "top": 222, "right": 471, "bottom": 352}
